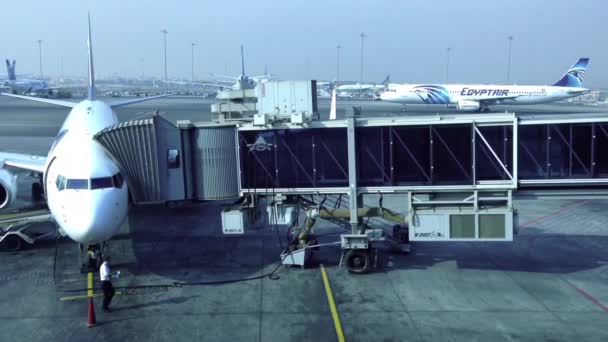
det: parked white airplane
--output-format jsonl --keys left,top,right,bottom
{"left": 0, "top": 15, "right": 167, "bottom": 271}
{"left": 380, "top": 58, "right": 590, "bottom": 112}
{"left": 336, "top": 74, "right": 390, "bottom": 92}
{"left": 162, "top": 45, "right": 271, "bottom": 91}
{"left": 3, "top": 59, "right": 50, "bottom": 94}
{"left": 3, "top": 59, "right": 84, "bottom": 95}
{"left": 210, "top": 45, "right": 272, "bottom": 90}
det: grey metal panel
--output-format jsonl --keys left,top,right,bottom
{"left": 192, "top": 126, "right": 239, "bottom": 200}
{"left": 180, "top": 127, "right": 194, "bottom": 199}
{"left": 153, "top": 115, "right": 185, "bottom": 201}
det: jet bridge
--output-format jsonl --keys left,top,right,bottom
{"left": 238, "top": 113, "right": 608, "bottom": 192}
{"left": 93, "top": 110, "right": 608, "bottom": 270}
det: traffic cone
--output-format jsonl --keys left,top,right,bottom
{"left": 87, "top": 297, "right": 97, "bottom": 327}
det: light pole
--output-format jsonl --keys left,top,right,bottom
{"left": 336, "top": 44, "right": 341, "bottom": 87}
{"left": 37, "top": 40, "right": 43, "bottom": 80}
{"left": 507, "top": 35, "right": 514, "bottom": 83}
{"left": 359, "top": 32, "right": 366, "bottom": 95}
{"left": 161, "top": 29, "right": 168, "bottom": 89}
{"left": 446, "top": 47, "right": 451, "bottom": 83}
{"left": 191, "top": 42, "right": 195, "bottom": 83}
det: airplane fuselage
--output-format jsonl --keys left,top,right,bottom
{"left": 43, "top": 100, "right": 128, "bottom": 244}
{"left": 380, "top": 83, "right": 588, "bottom": 107}
{"left": 3, "top": 79, "right": 49, "bottom": 94}
{"left": 337, "top": 83, "right": 385, "bottom": 92}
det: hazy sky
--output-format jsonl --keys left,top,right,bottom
{"left": 3, "top": 0, "right": 607, "bottom": 87}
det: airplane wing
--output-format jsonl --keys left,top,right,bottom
{"left": 210, "top": 74, "right": 239, "bottom": 80}
{"left": 46, "top": 83, "right": 87, "bottom": 90}
{"left": 189, "top": 82, "right": 231, "bottom": 88}
{"left": 160, "top": 80, "right": 229, "bottom": 88}
{"left": 165, "top": 80, "right": 229, "bottom": 88}
{"left": 0, "top": 152, "right": 47, "bottom": 173}
{"left": 250, "top": 75, "right": 272, "bottom": 80}
{"left": 109, "top": 94, "right": 169, "bottom": 108}
{"left": 567, "top": 89, "right": 589, "bottom": 95}
{"left": 479, "top": 95, "right": 522, "bottom": 106}
{"left": 1, "top": 92, "right": 76, "bottom": 108}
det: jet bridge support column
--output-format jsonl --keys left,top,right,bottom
{"left": 347, "top": 116, "right": 360, "bottom": 234}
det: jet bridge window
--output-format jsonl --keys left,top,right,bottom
{"left": 66, "top": 179, "right": 89, "bottom": 190}
{"left": 167, "top": 149, "right": 180, "bottom": 169}
{"left": 112, "top": 172, "right": 124, "bottom": 188}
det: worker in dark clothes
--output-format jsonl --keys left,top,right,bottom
{"left": 99, "top": 255, "right": 116, "bottom": 312}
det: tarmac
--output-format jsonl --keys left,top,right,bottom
{"left": 1, "top": 96, "right": 608, "bottom": 341}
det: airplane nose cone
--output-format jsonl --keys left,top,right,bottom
{"left": 66, "top": 210, "right": 105, "bottom": 243}
{"left": 379, "top": 91, "right": 392, "bottom": 101}
{"left": 59, "top": 189, "right": 127, "bottom": 244}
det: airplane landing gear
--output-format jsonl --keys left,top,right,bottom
{"left": 79, "top": 242, "right": 107, "bottom": 273}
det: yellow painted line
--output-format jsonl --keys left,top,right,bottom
{"left": 320, "top": 264, "right": 345, "bottom": 342}
{"left": 87, "top": 272, "right": 93, "bottom": 298}
{"left": 60, "top": 291, "right": 123, "bottom": 302}
{"left": 64, "top": 275, "right": 130, "bottom": 283}
{"left": 63, "top": 277, "right": 87, "bottom": 283}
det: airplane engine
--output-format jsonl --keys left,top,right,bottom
{"left": 0, "top": 169, "right": 17, "bottom": 209}
{"left": 457, "top": 100, "right": 480, "bottom": 111}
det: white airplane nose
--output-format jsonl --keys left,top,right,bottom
{"left": 379, "top": 91, "right": 392, "bottom": 101}
{"left": 66, "top": 210, "right": 102, "bottom": 243}
{"left": 60, "top": 189, "right": 127, "bottom": 244}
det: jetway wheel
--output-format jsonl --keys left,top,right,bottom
{"left": 345, "top": 249, "right": 371, "bottom": 274}
{"left": 3, "top": 235, "right": 23, "bottom": 252}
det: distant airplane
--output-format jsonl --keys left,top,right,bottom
{"left": 2, "top": 59, "right": 50, "bottom": 94}
{"left": 162, "top": 45, "right": 272, "bottom": 91}
{"left": 336, "top": 74, "right": 390, "bottom": 92}
{"left": 210, "top": 45, "right": 272, "bottom": 90}
{"left": 380, "top": 58, "right": 590, "bottom": 112}
{"left": 0, "top": 14, "right": 167, "bottom": 271}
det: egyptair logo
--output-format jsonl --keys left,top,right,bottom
{"left": 568, "top": 68, "right": 585, "bottom": 83}
{"left": 413, "top": 85, "right": 450, "bottom": 104}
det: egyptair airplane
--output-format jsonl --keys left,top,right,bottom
{"left": 380, "top": 58, "right": 590, "bottom": 112}
{"left": 0, "top": 14, "right": 167, "bottom": 271}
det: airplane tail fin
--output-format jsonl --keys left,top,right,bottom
{"left": 5, "top": 59, "right": 10, "bottom": 79}
{"left": 552, "top": 58, "right": 589, "bottom": 87}
{"left": 5, "top": 59, "right": 16, "bottom": 81}
{"left": 87, "top": 13, "right": 96, "bottom": 100}
{"left": 382, "top": 73, "right": 390, "bottom": 85}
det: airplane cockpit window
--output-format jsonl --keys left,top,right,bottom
{"left": 66, "top": 179, "right": 89, "bottom": 190}
{"left": 91, "top": 177, "right": 114, "bottom": 190}
{"left": 59, "top": 173, "right": 124, "bottom": 191}
{"left": 55, "top": 175, "right": 67, "bottom": 191}
{"left": 112, "top": 172, "right": 124, "bottom": 188}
